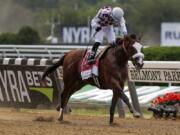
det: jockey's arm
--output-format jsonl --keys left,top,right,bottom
{"left": 118, "top": 17, "right": 127, "bottom": 36}
{"left": 91, "top": 9, "right": 102, "bottom": 29}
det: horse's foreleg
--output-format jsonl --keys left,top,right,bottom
{"left": 110, "top": 92, "right": 119, "bottom": 125}
{"left": 119, "top": 91, "right": 133, "bottom": 113}
{"left": 119, "top": 91, "right": 141, "bottom": 117}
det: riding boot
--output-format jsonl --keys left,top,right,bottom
{"left": 88, "top": 42, "right": 100, "bottom": 64}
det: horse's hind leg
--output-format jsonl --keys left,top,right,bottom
{"left": 57, "top": 87, "right": 69, "bottom": 121}
{"left": 58, "top": 82, "right": 84, "bottom": 121}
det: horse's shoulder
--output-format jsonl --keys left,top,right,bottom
{"left": 98, "top": 45, "right": 112, "bottom": 59}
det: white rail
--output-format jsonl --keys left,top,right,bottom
{"left": 0, "top": 44, "right": 105, "bottom": 59}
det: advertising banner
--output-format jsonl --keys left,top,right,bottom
{"left": 128, "top": 61, "right": 180, "bottom": 83}
{"left": 59, "top": 26, "right": 122, "bottom": 44}
{"left": 161, "top": 23, "right": 180, "bottom": 46}
{"left": 129, "top": 68, "right": 180, "bottom": 83}
{"left": 0, "top": 65, "right": 58, "bottom": 108}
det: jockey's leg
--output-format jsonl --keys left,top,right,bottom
{"left": 106, "top": 25, "right": 116, "bottom": 46}
{"left": 88, "top": 28, "right": 104, "bottom": 64}
{"left": 88, "top": 42, "right": 100, "bottom": 64}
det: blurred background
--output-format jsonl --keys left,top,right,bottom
{"left": 0, "top": 0, "right": 180, "bottom": 45}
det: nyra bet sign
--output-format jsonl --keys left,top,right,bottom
{"left": 161, "top": 23, "right": 180, "bottom": 46}
{"left": 60, "top": 26, "right": 122, "bottom": 44}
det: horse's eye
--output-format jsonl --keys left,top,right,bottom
{"left": 131, "top": 47, "right": 137, "bottom": 54}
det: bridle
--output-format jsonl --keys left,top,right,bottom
{"left": 118, "top": 40, "right": 144, "bottom": 61}
{"left": 114, "top": 36, "right": 144, "bottom": 61}
{"left": 113, "top": 35, "right": 144, "bottom": 69}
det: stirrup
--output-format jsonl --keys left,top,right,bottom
{"left": 87, "top": 53, "right": 95, "bottom": 64}
{"left": 88, "top": 58, "right": 95, "bottom": 64}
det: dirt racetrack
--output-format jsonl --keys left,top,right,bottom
{"left": 0, "top": 108, "right": 180, "bottom": 135}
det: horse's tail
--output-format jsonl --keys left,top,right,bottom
{"left": 42, "top": 55, "right": 65, "bottom": 80}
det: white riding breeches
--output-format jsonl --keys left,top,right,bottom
{"left": 94, "top": 25, "right": 115, "bottom": 44}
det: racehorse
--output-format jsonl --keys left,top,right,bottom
{"left": 42, "top": 34, "right": 144, "bottom": 124}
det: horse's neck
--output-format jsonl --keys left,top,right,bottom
{"left": 114, "top": 45, "right": 129, "bottom": 67}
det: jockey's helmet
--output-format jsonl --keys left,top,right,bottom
{"left": 112, "top": 7, "right": 124, "bottom": 22}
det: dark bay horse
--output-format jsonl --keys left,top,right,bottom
{"left": 42, "top": 34, "right": 144, "bottom": 124}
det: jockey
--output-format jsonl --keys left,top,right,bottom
{"left": 88, "top": 6, "right": 127, "bottom": 64}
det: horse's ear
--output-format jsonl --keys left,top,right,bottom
{"left": 129, "top": 33, "right": 143, "bottom": 42}
{"left": 138, "top": 34, "right": 143, "bottom": 41}
{"left": 129, "top": 34, "right": 137, "bottom": 40}
{"left": 124, "top": 35, "right": 131, "bottom": 45}
{"left": 115, "top": 37, "right": 123, "bottom": 45}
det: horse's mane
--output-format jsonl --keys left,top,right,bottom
{"left": 115, "top": 37, "right": 124, "bottom": 45}
{"left": 81, "top": 34, "right": 139, "bottom": 60}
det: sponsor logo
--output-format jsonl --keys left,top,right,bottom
{"left": 165, "top": 31, "right": 180, "bottom": 40}
{"left": 0, "top": 65, "right": 54, "bottom": 104}
{"left": 60, "top": 26, "right": 122, "bottom": 44}
{"left": 161, "top": 23, "right": 180, "bottom": 46}
{"left": 129, "top": 68, "right": 180, "bottom": 83}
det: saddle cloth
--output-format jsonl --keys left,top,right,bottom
{"left": 80, "top": 45, "right": 111, "bottom": 80}
{"left": 80, "top": 50, "right": 99, "bottom": 80}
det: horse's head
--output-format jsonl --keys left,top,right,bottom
{"left": 118, "top": 34, "right": 144, "bottom": 70}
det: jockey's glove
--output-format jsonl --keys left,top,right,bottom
{"left": 122, "top": 31, "right": 127, "bottom": 36}
{"left": 95, "top": 27, "right": 101, "bottom": 32}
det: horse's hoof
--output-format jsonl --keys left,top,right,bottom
{"left": 58, "top": 117, "right": 63, "bottom": 121}
{"left": 133, "top": 112, "right": 141, "bottom": 118}
{"left": 109, "top": 122, "right": 113, "bottom": 126}
{"left": 109, "top": 122, "right": 118, "bottom": 126}
{"left": 109, "top": 120, "right": 113, "bottom": 125}
{"left": 130, "top": 110, "right": 133, "bottom": 113}
{"left": 58, "top": 120, "right": 71, "bottom": 125}
{"left": 129, "top": 107, "right": 134, "bottom": 113}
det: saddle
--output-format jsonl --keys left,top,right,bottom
{"left": 80, "top": 45, "right": 111, "bottom": 82}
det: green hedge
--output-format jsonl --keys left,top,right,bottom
{"left": 144, "top": 47, "right": 180, "bottom": 61}
{"left": 0, "top": 26, "right": 41, "bottom": 45}
{"left": 0, "top": 33, "right": 17, "bottom": 44}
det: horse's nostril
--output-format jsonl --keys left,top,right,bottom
{"left": 136, "top": 62, "right": 144, "bottom": 69}
{"left": 140, "top": 63, "right": 144, "bottom": 69}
